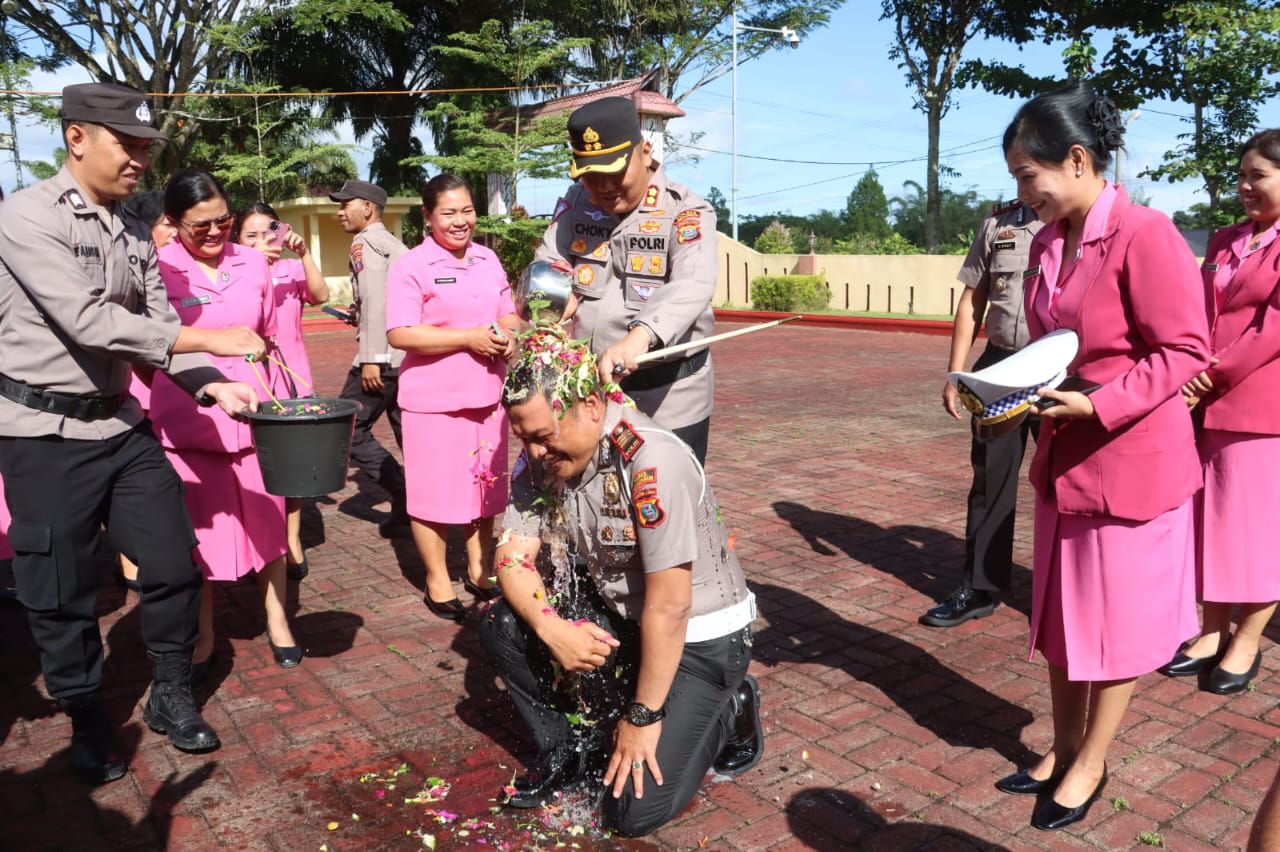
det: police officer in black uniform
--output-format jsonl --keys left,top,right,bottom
{"left": 0, "top": 82, "right": 263, "bottom": 784}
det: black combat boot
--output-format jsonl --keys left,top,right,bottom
{"left": 142, "top": 651, "right": 220, "bottom": 752}
{"left": 60, "top": 693, "right": 127, "bottom": 785}
{"left": 713, "top": 674, "right": 764, "bottom": 776}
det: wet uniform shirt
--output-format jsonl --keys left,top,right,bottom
{"left": 534, "top": 165, "right": 718, "bottom": 429}
{"left": 958, "top": 201, "right": 1042, "bottom": 351}
{"left": 503, "top": 403, "right": 752, "bottom": 637}
{"left": 0, "top": 167, "right": 219, "bottom": 439}
{"left": 350, "top": 221, "right": 408, "bottom": 370}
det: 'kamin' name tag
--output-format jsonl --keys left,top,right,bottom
{"left": 434, "top": 277, "right": 457, "bottom": 284}
{"left": 181, "top": 295, "right": 211, "bottom": 307}
{"left": 1022, "top": 265, "right": 1041, "bottom": 280}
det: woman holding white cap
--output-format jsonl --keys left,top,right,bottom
{"left": 994, "top": 81, "right": 1210, "bottom": 831}
{"left": 1165, "top": 130, "right": 1280, "bottom": 695}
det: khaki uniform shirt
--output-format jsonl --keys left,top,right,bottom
{"left": 503, "top": 404, "right": 752, "bottom": 637}
{"left": 0, "top": 167, "right": 220, "bottom": 439}
{"left": 349, "top": 221, "right": 408, "bottom": 369}
{"left": 534, "top": 165, "right": 717, "bottom": 429}
{"left": 958, "top": 202, "right": 1042, "bottom": 351}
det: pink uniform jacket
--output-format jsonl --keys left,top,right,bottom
{"left": 149, "top": 241, "right": 279, "bottom": 453}
{"left": 1199, "top": 222, "right": 1280, "bottom": 434}
{"left": 1023, "top": 187, "right": 1211, "bottom": 521}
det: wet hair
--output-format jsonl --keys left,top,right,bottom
{"left": 421, "top": 173, "right": 473, "bottom": 212}
{"left": 162, "top": 168, "right": 229, "bottom": 220}
{"left": 124, "top": 190, "right": 165, "bottom": 227}
{"left": 501, "top": 356, "right": 567, "bottom": 411}
{"left": 231, "top": 201, "right": 278, "bottom": 242}
{"left": 1002, "top": 80, "right": 1125, "bottom": 172}
{"left": 1241, "top": 129, "right": 1280, "bottom": 169}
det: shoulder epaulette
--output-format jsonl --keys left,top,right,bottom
{"left": 990, "top": 199, "right": 1020, "bottom": 216}
{"left": 608, "top": 420, "right": 644, "bottom": 461}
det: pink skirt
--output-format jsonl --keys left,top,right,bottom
{"left": 403, "top": 406, "right": 509, "bottom": 524}
{"left": 0, "top": 473, "right": 11, "bottom": 561}
{"left": 1031, "top": 494, "right": 1198, "bottom": 681}
{"left": 165, "top": 447, "right": 286, "bottom": 582}
{"left": 1199, "top": 428, "right": 1280, "bottom": 603}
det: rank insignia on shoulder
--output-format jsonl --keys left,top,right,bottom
{"left": 552, "top": 198, "right": 571, "bottom": 223}
{"left": 644, "top": 185, "right": 660, "bottom": 207}
{"left": 66, "top": 189, "right": 88, "bottom": 210}
{"left": 635, "top": 491, "right": 666, "bottom": 528}
{"left": 609, "top": 420, "right": 644, "bottom": 461}
{"left": 991, "top": 199, "right": 1020, "bottom": 216}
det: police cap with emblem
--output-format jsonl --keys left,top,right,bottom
{"left": 568, "top": 97, "right": 644, "bottom": 180}
{"left": 59, "top": 82, "right": 164, "bottom": 140}
{"left": 948, "top": 328, "right": 1079, "bottom": 436}
{"left": 328, "top": 179, "right": 388, "bottom": 208}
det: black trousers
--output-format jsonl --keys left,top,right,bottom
{"left": 671, "top": 417, "right": 710, "bottom": 467}
{"left": 338, "top": 365, "right": 406, "bottom": 499}
{"left": 963, "top": 344, "right": 1038, "bottom": 593}
{"left": 0, "top": 424, "right": 202, "bottom": 699}
{"left": 480, "top": 591, "right": 750, "bottom": 837}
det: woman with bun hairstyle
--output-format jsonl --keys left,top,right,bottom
{"left": 994, "top": 82, "right": 1210, "bottom": 831}
{"left": 1162, "top": 129, "right": 1280, "bottom": 695}
{"left": 234, "top": 202, "right": 329, "bottom": 580}
{"left": 149, "top": 169, "right": 302, "bottom": 676}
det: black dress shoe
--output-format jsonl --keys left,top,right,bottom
{"left": 464, "top": 579, "right": 500, "bottom": 602}
{"left": 425, "top": 596, "right": 466, "bottom": 622}
{"left": 1031, "top": 767, "right": 1107, "bottom": 831}
{"left": 714, "top": 674, "right": 764, "bottom": 776}
{"left": 1157, "top": 642, "right": 1226, "bottom": 677}
{"left": 505, "top": 740, "right": 593, "bottom": 809}
{"left": 62, "top": 694, "right": 128, "bottom": 786}
{"left": 1206, "top": 650, "right": 1262, "bottom": 695}
{"left": 286, "top": 558, "right": 309, "bottom": 581}
{"left": 269, "top": 640, "right": 303, "bottom": 668}
{"left": 920, "top": 586, "right": 996, "bottom": 627}
{"left": 995, "top": 767, "right": 1063, "bottom": 796}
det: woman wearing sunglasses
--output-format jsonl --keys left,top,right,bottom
{"left": 147, "top": 169, "right": 302, "bottom": 682}
{"left": 233, "top": 202, "right": 328, "bottom": 581}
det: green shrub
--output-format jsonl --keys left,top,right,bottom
{"left": 750, "top": 274, "right": 830, "bottom": 311}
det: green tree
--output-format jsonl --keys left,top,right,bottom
{"left": 890, "top": 180, "right": 994, "bottom": 254}
{"left": 706, "top": 186, "right": 731, "bottom": 233}
{"left": 844, "top": 169, "right": 891, "bottom": 239}
{"left": 754, "top": 219, "right": 795, "bottom": 254}
{"left": 881, "top": 0, "right": 994, "bottom": 253}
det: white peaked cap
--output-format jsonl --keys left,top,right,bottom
{"left": 948, "top": 329, "right": 1079, "bottom": 425}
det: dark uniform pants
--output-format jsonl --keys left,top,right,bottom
{"left": 963, "top": 343, "right": 1037, "bottom": 594}
{"left": 0, "top": 424, "right": 202, "bottom": 700}
{"left": 671, "top": 417, "right": 710, "bottom": 467}
{"left": 480, "top": 588, "right": 750, "bottom": 837}
{"left": 338, "top": 365, "right": 406, "bottom": 499}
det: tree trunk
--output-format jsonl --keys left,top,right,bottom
{"left": 926, "top": 97, "right": 942, "bottom": 254}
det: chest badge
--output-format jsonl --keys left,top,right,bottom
{"left": 570, "top": 239, "right": 587, "bottom": 254}
{"left": 638, "top": 220, "right": 662, "bottom": 234}
{"left": 220, "top": 272, "right": 231, "bottom": 282}
{"left": 577, "top": 266, "right": 595, "bottom": 287}
{"left": 602, "top": 471, "right": 627, "bottom": 518}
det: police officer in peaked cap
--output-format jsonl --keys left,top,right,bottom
{"left": 0, "top": 81, "right": 267, "bottom": 784}
{"left": 535, "top": 96, "right": 719, "bottom": 464}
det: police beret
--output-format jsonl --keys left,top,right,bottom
{"left": 328, "top": 179, "right": 388, "bottom": 207}
{"left": 59, "top": 82, "right": 164, "bottom": 140}
{"left": 568, "top": 97, "right": 643, "bottom": 180}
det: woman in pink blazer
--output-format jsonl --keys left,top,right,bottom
{"left": 385, "top": 174, "right": 519, "bottom": 622}
{"left": 149, "top": 170, "right": 301, "bottom": 677}
{"left": 1163, "top": 130, "right": 1280, "bottom": 695}
{"left": 994, "top": 83, "right": 1211, "bottom": 831}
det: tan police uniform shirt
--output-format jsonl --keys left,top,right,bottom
{"left": 503, "top": 403, "right": 753, "bottom": 638}
{"left": 534, "top": 164, "right": 717, "bottom": 430}
{"left": 350, "top": 221, "right": 408, "bottom": 369}
{"left": 0, "top": 167, "right": 222, "bottom": 439}
{"left": 958, "top": 202, "right": 1042, "bottom": 351}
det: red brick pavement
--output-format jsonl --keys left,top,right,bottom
{"left": 1, "top": 319, "right": 1277, "bottom": 850}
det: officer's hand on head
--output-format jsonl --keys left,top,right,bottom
{"left": 211, "top": 327, "right": 266, "bottom": 360}
{"left": 942, "top": 382, "right": 963, "bottom": 420}
{"left": 360, "top": 363, "right": 384, "bottom": 393}
{"left": 206, "top": 381, "right": 259, "bottom": 417}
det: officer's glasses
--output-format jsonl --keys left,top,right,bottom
{"left": 181, "top": 213, "right": 235, "bottom": 239}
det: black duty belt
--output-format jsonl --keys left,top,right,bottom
{"left": 621, "top": 347, "right": 709, "bottom": 393}
{"left": 0, "top": 373, "right": 123, "bottom": 421}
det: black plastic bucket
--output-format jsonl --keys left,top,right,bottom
{"left": 242, "top": 398, "right": 358, "bottom": 497}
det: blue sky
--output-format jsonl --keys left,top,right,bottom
{"left": 6, "top": 4, "right": 1278, "bottom": 227}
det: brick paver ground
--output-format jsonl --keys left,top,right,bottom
{"left": 1, "top": 319, "right": 1278, "bottom": 851}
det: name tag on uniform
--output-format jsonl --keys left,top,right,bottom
{"left": 1023, "top": 265, "right": 1041, "bottom": 280}
{"left": 182, "top": 295, "right": 211, "bottom": 307}
{"left": 1203, "top": 263, "right": 1219, "bottom": 271}
{"left": 993, "top": 240, "right": 1016, "bottom": 252}
{"left": 435, "top": 277, "right": 457, "bottom": 284}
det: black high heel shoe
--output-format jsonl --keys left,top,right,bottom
{"left": 995, "top": 766, "right": 1064, "bottom": 796}
{"left": 1158, "top": 636, "right": 1228, "bottom": 677}
{"left": 1031, "top": 767, "right": 1107, "bottom": 831}
{"left": 463, "top": 579, "right": 500, "bottom": 602}
{"left": 268, "top": 639, "right": 303, "bottom": 668}
{"left": 286, "top": 558, "right": 309, "bottom": 581}
{"left": 1206, "top": 649, "right": 1262, "bottom": 695}
{"left": 425, "top": 596, "right": 466, "bottom": 623}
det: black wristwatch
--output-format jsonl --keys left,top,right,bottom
{"left": 626, "top": 321, "right": 661, "bottom": 352}
{"left": 627, "top": 701, "right": 667, "bottom": 727}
